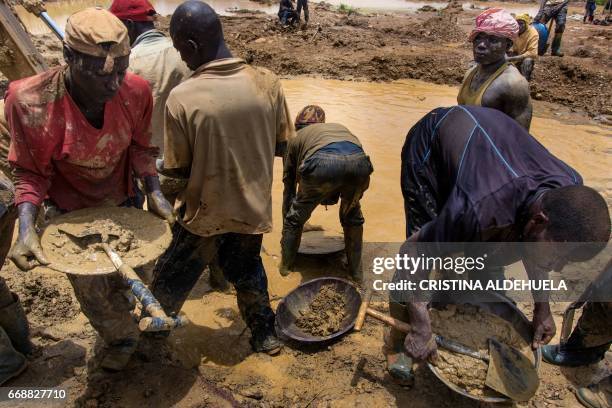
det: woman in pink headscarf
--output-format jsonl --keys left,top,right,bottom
{"left": 457, "top": 8, "right": 533, "bottom": 130}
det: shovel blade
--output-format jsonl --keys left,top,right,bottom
{"left": 485, "top": 338, "right": 539, "bottom": 402}
{"left": 58, "top": 224, "right": 102, "bottom": 239}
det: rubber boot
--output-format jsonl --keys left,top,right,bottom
{"left": 541, "top": 327, "right": 610, "bottom": 367}
{"left": 100, "top": 338, "right": 138, "bottom": 372}
{"left": 0, "top": 326, "right": 27, "bottom": 385}
{"left": 575, "top": 376, "right": 611, "bottom": 408}
{"left": 551, "top": 32, "right": 565, "bottom": 57}
{"left": 280, "top": 227, "right": 303, "bottom": 276}
{"left": 343, "top": 225, "right": 363, "bottom": 282}
{"left": 249, "top": 324, "right": 282, "bottom": 356}
{"left": 0, "top": 293, "right": 32, "bottom": 355}
{"left": 384, "top": 302, "right": 414, "bottom": 385}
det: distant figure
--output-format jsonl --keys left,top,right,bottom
{"left": 584, "top": 0, "right": 597, "bottom": 23}
{"left": 534, "top": 0, "right": 569, "bottom": 56}
{"left": 296, "top": 0, "right": 309, "bottom": 25}
{"left": 278, "top": 0, "right": 298, "bottom": 26}
{"left": 507, "top": 14, "right": 539, "bottom": 81}
{"left": 458, "top": 8, "right": 533, "bottom": 130}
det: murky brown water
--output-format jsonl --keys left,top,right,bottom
{"left": 17, "top": 0, "right": 540, "bottom": 35}
{"left": 277, "top": 78, "right": 611, "bottom": 244}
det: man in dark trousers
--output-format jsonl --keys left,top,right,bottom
{"left": 534, "top": 0, "right": 569, "bottom": 56}
{"left": 385, "top": 105, "right": 611, "bottom": 384}
{"left": 280, "top": 105, "right": 373, "bottom": 281}
{"left": 152, "top": 1, "right": 294, "bottom": 355}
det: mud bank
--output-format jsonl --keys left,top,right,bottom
{"left": 7, "top": 4, "right": 610, "bottom": 121}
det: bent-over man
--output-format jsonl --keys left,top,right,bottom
{"left": 280, "top": 105, "right": 373, "bottom": 281}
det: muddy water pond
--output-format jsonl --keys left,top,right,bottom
{"left": 277, "top": 78, "right": 611, "bottom": 244}
{"left": 18, "top": 0, "right": 539, "bottom": 35}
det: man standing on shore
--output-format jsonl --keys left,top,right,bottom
{"left": 152, "top": 1, "right": 294, "bottom": 355}
{"left": 296, "top": 0, "right": 309, "bottom": 26}
{"left": 534, "top": 0, "right": 569, "bottom": 56}
{"left": 6, "top": 8, "right": 174, "bottom": 371}
{"left": 457, "top": 8, "right": 533, "bottom": 130}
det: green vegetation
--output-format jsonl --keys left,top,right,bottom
{"left": 338, "top": 3, "right": 359, "bottom": 15}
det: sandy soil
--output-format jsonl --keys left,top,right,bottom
{"left": 430, "top": 305, "right": 533, "bottom": 398}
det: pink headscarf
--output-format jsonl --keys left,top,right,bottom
{"left": 469, "top": 8, "right": 519, "bottom": 42}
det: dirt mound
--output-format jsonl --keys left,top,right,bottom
{"left": 295, "top": 284, "right": 347, "bottom": 336}
{"left": 4, "top": 272, "right": 79, "bottom": 325}
{"left": 532, "top": 57, "right": 611, "bottom": 117}
{"left": 430, "top": 304, "right": 533, "bottom": 398}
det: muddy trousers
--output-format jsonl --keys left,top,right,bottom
{"left": 518, "top": 58, "right": 535, "bottom": 81}
{"left": 281, "top": 151, "right": 372, "bottom": 276}
{"left": 567, "top": 301, "right": 612, "bottom": 351}
{"left": 297, "top": 0, "right": 309, "bottom": 22}
{"left": 152, "top": 225, "right": 275, "bottom": 334}
{"left": 535, "top": 2, "right": 568, "bottom": 33}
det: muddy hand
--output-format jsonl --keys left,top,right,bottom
{"left": 147, "top": 191, "right": 176, "bottom": 226}
{"left": 532, "top": 302, "right": 556, "bottom": 349}
{"left": 9, "top": 224, "right": 49, "bottom": 271}
{"left": 404, "top": 322, "right": 439, "bottom": 365}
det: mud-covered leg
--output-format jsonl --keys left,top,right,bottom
{"left": 68, "top": 273, "right": 140, "bottom": 371}
{"left": 218, "top": 233, "right": 281, "bottom": 355}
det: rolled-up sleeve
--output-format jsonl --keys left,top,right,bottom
{"left": 5, "top": 93, "right": 54, "bottom": 207}
{"left": 129, "top": 85, "right": 158, "bottom": 177}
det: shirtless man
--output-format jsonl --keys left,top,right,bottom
{"left": 458, "top": 8, "right": 533, "bottom": 130}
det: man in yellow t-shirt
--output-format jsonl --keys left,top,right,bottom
{"left": 507, "top": 14, "right": 539, "bottom": 81}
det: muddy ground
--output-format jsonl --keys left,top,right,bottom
{"left": 0, "top": 1, "right": 610, "bottom": 408}
{"left": 3, "top": 1, "right": 610, "bottom": 122}
{"left": 170, "top": 2, "right": 611, "bottom": 121}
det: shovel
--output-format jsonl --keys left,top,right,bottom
{"left": 354, "top": 290, "right": 539, "bottom": 402}
{"left": 58, "top": 225, "right": 188, "bottom": 333}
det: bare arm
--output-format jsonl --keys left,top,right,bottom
{"left": 524, "top": 260, "right": 556, "bottom": 348}
{"left": 482, "top": 68, "right": 533, "bottom": 130}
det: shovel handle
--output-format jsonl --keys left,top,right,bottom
{"left": 100, "top": 243, "right": 188, "bottom": 332}
{"left": 359, "top": 305, "right": 487, "bottom": 361}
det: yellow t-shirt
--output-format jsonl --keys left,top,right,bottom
{"left": 512, "top": 26, "right": 539, "bottom": 60}
{"left": 164, "top": 58, "right": 295, "bottom": 237}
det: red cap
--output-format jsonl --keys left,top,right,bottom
{"left": 110, "top": 0, "right": 157, "bottom": 22}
